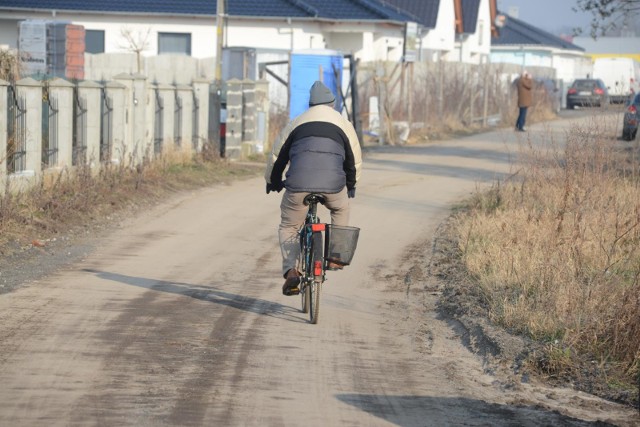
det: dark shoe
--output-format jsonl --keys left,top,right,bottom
{"left": 282, "top": 269, "right": 301, "bottom": 296}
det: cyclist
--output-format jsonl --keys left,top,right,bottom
{"left": 265, "top": 80, "right": 362, "bottom": 295}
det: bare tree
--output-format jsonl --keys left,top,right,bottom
{"left": 574, "top": 0, "right": 640, "bottom": 36}
{"left": 119, "top": 27, "right": 151, "bottom": 73}
{"left": 0, "top": 48, "right": 21, "bottom": 82}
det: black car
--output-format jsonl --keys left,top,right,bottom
{"left": 566, "top": 79, "right": 610, "bottom": 109}
{"left": 622, "top": 93, "right": 640, "bottom": 141}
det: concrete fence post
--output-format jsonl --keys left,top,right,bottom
{"left": 47, "top": 78, "right": 74, "bottom": 170}
{"left": 18, "top": 77, "right": 43, "bottom": 181}
{"left": 132, "top": 74, "right": 148, "bottom": 162}
{"left": 104, "top": 80, "right": 126, "bottom": 164}
{"left": 241, "top": 79, "right": 257, "bottom": 157}
{"left": 255, "top": 79, "right": 270, "bottom": 153}
{"left": 192, "top": 79, "right": 210, "bottom": 152}
{"left": 77, "top": 80, "right": 103, "bottom": 168}
{"left": 156, "top": 83, "right": 175, "bottom": 154}
{"left": 176, "top": 84, "right": 193, "bottom": 155}
{"left": 225, "top": 78, "right": 243, "bottom": 159}
{"left": 113, "top": 73, "right": 135, "bottom": 165}
{"left": 148, "top": 83, "right": 159, "bottom": 158}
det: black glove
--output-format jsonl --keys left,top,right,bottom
{"left": 347, "top": 188, "right": 356, "bottom": 198}
{"left": 266, "top": 181, "right": 285, "bottom": 194}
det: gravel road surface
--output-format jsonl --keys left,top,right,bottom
{"left": 0, "top": 111, "right": 637, "bottom": 426}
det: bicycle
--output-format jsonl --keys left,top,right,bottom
{"left": 298, "top": 194, "right": 326, "bottom": 324}
{"left": 297, "top": 193, "right": 360, "bottom": 324}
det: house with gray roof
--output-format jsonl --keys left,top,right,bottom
{"left": 380, "top": 0, "right": 498, "bottom": 64}
{"left": 0, "top": 0, "right": 499, "bottom": 65}
{"left": 0, "top": 0, "right": 415, "bottom": 62}
{"left": 490, "top": 11, "right": 592, "bottom": 103}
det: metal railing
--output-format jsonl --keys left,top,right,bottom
{"left": 7, "top": 85, "right": 27, "bottom": 173}
{"left": 174, "top": 91, "right": 182, "bottom": 147}
{"left": 42, "top": 85, "right": 59, "bottom": 168}
{"left": 192, "top": 91, "right": 199, "bottom": 150}
{"left": 100, "top": 88, "right": 113, "bottom": 163}
{"left": 154, "top": 89, "right": 164, "bottom": 155}
{"left": 72, "top": 87, "right": 88, "bottom": 166}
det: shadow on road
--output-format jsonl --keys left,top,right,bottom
{"left": 82, "top": 268, "right": 307, "bottom": 323}
{"left": 336, "top": 394, "right": 613, "bottom": 426}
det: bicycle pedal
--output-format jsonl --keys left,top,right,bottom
{"left": 283, "top": 287, "right": 300, "bottom": 296}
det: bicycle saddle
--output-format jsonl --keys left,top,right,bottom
{"left": 303, "top": 194, "right": 326, "bottom": 206}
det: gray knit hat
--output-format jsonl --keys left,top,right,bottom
{"left": 308, "top": 81, "right": 335, "bottom": 106}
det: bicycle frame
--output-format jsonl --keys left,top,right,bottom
{"left": 299, "top": 194, "right": 326, "bottom": 323}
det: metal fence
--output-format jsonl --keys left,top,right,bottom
{"left": 100, "top": 88, "right": 113, "bottom": 163}
{"left": 192, "top": 91, "right": 199, "bottom": 150}
{"left": 1, "top": 77, "right": 263, "bottom": 187}
{"left": 6, "top": 85, "right": 27, "bottom": 173}
{"left": 42, "top": 86, "right": 59, "bottom": 168}
{"left": 174, "top": 92, "right": 182, "bottom": 147}
{"left": 72, "top": 88, "right": 87, "bottom": 166}
{"left": 154, "top": 89, "right": 164, "bottom": 155}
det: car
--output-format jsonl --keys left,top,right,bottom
{"left": 622, "top": 93, "right": 640, "bottom": 141}
{"left": 566, "top": 78, "right": 610, "bottom": 109}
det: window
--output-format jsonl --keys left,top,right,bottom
{"left": 158, "top": 32, "right": 191, "bottom": 56}
{"left": 85, "top": 30, "right": 105, "bottom": 54}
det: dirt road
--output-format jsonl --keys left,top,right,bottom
{"left": 0, "top": 112, "right": 637, "bottom": 426}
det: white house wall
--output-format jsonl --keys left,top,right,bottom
{"left": 226, "top": 20, "right": 320, "bottom": 51}
{"left": 445, "top": 0, "right": 492, "bottom": 64}
{"left": 490, "top": 49, "right": 552, "bottom": 69}
{"left": 0, "top": 10, "right": 217, "bottom": 58}
{"left": 421, "top": 0, "right": 455, "bottom": 57}
{"left": 226, "top": 19, "right": 404, "bottom": 63}
{"left": 552, "top": 53, "right": 592, "bottom": 83}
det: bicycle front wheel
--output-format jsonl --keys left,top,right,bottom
{"left": 301, "top": 282, "right": 310, "bottom": 313}
{"left": 309, "top": 281, "right": 321, "bottom": 324}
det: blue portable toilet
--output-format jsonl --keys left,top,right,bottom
{"left": 289, "top": 49, "right": 343, "bottom": 119}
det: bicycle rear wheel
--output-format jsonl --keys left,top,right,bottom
{"left": 308, "top": 229, "right": 324, "bottom": 324}
{"left": 309, "top": 281, "right": 321, "bottom": 324}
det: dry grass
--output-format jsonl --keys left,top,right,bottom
{"left": 454, "top": 115, "right": 640, "bottom": 394}
{"left": 0, "top": 146, "right": 262, "bottom": 252}
{"left": 357, "top": 61, "right": 559, "bottom": 143}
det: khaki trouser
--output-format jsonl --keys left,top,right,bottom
{"left": 279, "top": 188, "right": 350, "bottom": 277}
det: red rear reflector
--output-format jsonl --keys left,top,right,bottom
{"left": 311, "top": 224, "right": 325, "bottom": 232}
{"left": 314, "top": 261, "right": 322, "bottom": 276}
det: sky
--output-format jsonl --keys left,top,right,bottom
{"left": 497, "top": 0, "right": 594, "bottom": 36}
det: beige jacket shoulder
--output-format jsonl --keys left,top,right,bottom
{"left": 265, "top": 105, "right": 363, "bottom": 185}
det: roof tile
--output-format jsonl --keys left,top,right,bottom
{"left": 0, "top": 0, "right": 413, "bottom": 20}
{"left": 492, "top": 12, "right": 585, "bottom": 51}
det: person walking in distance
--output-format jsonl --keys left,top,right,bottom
{"left": 516, "top": 71, "right": 533, "bottom": 132}
{"left": 265, "top": 80, "right": 362, "bottom": 296}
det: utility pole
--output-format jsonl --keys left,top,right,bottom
{"left": 212, "top": 0, "right": 224, "bottom": 155}
{"left": 215, "top": 0, "right": 224, "bottom": 83}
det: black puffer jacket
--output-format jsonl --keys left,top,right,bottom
{"left": 265, "top": 105, "right": 362, "bottom": 193}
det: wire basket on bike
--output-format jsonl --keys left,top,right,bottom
{"left": 324, "top": 225, "right": 360, "bottom": 266}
